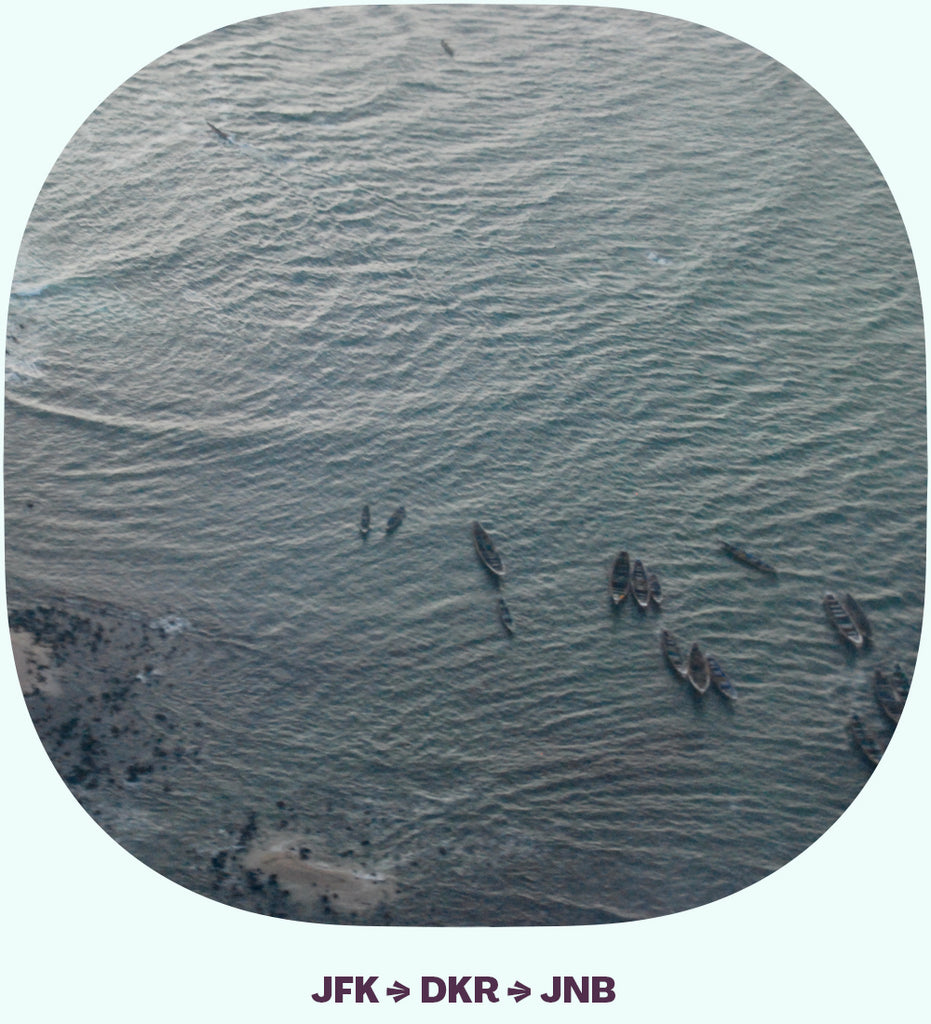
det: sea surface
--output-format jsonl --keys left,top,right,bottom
{"left": 4, "top": 4, "right": 925, "bottom": 926}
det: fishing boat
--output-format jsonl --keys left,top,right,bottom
{"left": 872, "top": 669, "right": 905, "bottom": 724}
{"left": 359, "top": 504, "right": 371, "bottom": 537}
{"left": 823, "top": 592, "right": 864, "bottom": 648}
{"left": 631, "top": 559, "right": 651, "bottom": 610}
{"left": 687, "top": 643, "right": 711, "bottom": 694}
{"left": 610, "top": 550, "right": 631, "bottom": 604}
{"left": 472, "top": 520, "right": 504, "bottom": 577}
{"left": 385, "top": 505, "right": 406, "bottom": 534}
{"left": 708, "top": 654, "right": 737, "bottom": 700}
{"left": 842, "top": 593, "right": 872, "bottom": 642}
{"left": 498, "top": 597, "right": 514, "bottom": 634}
{"left": 847, "top": 712, "right": 882, "bottom": 768}
{"left": 721, "top": 540, "right": 776, "bottom": 575}
{"left": 648, "top": 572, "right": 662, "bottom": 609}
{"left": 661, "top": 630, "right": 688, "bottom": 679}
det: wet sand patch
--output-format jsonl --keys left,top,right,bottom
{"left": 11, "top": 628, "right": 61, "bottom": 696}
{"left": 243, "top": 836, "right": 396, "bottom": 916}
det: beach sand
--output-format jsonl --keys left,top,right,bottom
{"left": 243, "top": 836, "right": 397, "bottom": 915}
{"left": 11, "top": 628, "right": 61, "bottom": 696}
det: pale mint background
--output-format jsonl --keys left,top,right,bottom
{"left": 2, "top": 2, "right": 928, "bottom": 1020}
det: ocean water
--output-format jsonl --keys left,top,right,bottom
{"left": 4, "top": 4, "right": 925, "bottom": 926}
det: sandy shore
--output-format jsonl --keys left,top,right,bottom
{"left": 9, "top": 599, "right": 397, "bottom": 924}
{"left": 10, "top": 628, "right": 61, "bottom": 696}
{"left": 243, "top": 836, "right": 396, "bottom": 915}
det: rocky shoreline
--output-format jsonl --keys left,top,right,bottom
{"left": 10, "top": 599, "right": 396, "bottom": 924}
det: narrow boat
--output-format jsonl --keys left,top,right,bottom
{"left": 610, "top": 550, "right": 630, "bottom": 605}
{"left": 687, "top": 643, "right": 711, "bottom": 694}
{"left": 648, "top": 572, "right": 662, "bottom": 609}
{"left": 498, "top": 597, "right": 514, "bottom": 634}
{"left": 842, "top": 593, "right": 872, "bottom": 642}
{"left": 359, "top": 504, "right": 371, "bottom": 537}
{"left": 721, "top": 540, "right": 776, "bottom": 575}
{"left": 872, "top": 669, "right": 905, "bottom": 724}
{"left": 847, "top": 712, "right": 882, "bottom": 768}
{"left": 206, "top": 120, "right": 233, "bottom": 143}
{"left": 707, "top": 654, "right": 737, "bottom": 700}
{"left": 661, "top": 630, "right": 688, "bottom": 679}
{"left": 472, "top": 520, "right": 504, "bottom": 577}
{"left": 823, "top": 592, "right": 864, "bottom": 648}
{"left": 631, "top": 559, "right": 651, "bottom": 610}
{"left": 385, "top": 505, "right": 406, "bottom": 534}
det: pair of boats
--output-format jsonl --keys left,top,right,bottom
{"left": 611, "top": 551, "right": 661, "bottom": 610}
{"left": 847, "top": 664, "right": 909, "bottom": 768}
{"left": 472, "top": 521, "right": 513, "bottom": 635}
{"left": 661, "top": 630, "right": 737, "bottom": 699}
{"left": 823, "top": 591, "right": 871, "bottom": 649}
{"left": 359, "top": 504, "right": 405, "bottom": 537}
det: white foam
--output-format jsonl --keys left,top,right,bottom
{"left": 148, "top": 615, "right": 190, "bottom": 635}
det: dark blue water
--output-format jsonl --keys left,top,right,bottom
{"left": 5, "top": 5, "right": 924, "bottom": 925}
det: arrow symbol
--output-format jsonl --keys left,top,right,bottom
{"left": 386, "top": 980, "right": 410, "bottom": 1002}
{"left": 508, "top": 981, "right": 531, "bottom": 1003}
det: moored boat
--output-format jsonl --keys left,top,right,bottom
{"left": 359, "top": 504, "right": 371, "bottom": 537}
{"left": 472, "top": 520, "right": 504, "bottom": 577}
{"left": 647, "top": 572, "right": 662, "bottom": 609}
{"left": 498, "top": 597, "right": 514, "bottom": 634}
{"left": 872, "top": 669, "right": 905, "bottom": 724}
{"left": 385, "top": 505, "right": 406, "bottom": 534}
{"left": 610, "top": 550, "right": 630, "bottom": 604}
{"left": 687, "top": 642, "right": 711, "bottom": 694}
{"left": 847, "top": 712, "right": 882, "bottom": 768}
{"left": 841, "top": 593, "right": 872, "bottom": 642}
{"left": 707, "top": 654, "right": 737, "bottom": 700}
{"left": 823, "top": 591, "right": 864, "bottom": 648}
{"left": 661, "top": 630, "right": 688, "bottom": 679}
{"left": 721, "top": 540, "right": 776, "bottom": 575}
{"left": 631, "top": 559, "right": 651, "bottom": 610}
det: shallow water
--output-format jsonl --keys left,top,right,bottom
{"left": 5, "top": 5, "right": 925, "bottom": 925}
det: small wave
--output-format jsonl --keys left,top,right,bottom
{"left": 10, "top": 282, "right": 49, "bottom": 298}
{"left": 5, "top": 354, "right": 43, "bottom": 386}
{"left": 646, "top": 251, "right": 670, "bottom": 265}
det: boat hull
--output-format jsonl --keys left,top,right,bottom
{"left": 847, "top": 713, "right": 882, "bottom": 767}
{"left": 823, "top": 592, "right": 864, "bottom": 648}
{"left": 721, "top": 540, "right": 776, "bottom": 574}
{"left": 872, "top": 669, "right": 905, "bottom": 724}
{"left": 610, "top": 551, "right": 630, "bottom": 604}
{"left": 631, "top": 559, "right": 651, "bottom": 609}
{"left": 842, "top": 593, "right": 872, "bottom": 642}
{"left": 708, "top": 655, "right": 737, "bottom": 700}
{"left": 687, "top": 643, "right": 711, "bottom": 694}
{"left": 661, "top": 630, "right": 688, "bottom": 679}
{"left": 472, "top": 521, "right": 504, "bottom": 577}
{"left": 385, "top": 505, "right": 406, "bottom": 534}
